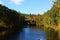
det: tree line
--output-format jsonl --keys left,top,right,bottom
{"left": 0, "top": 4, "right": 25, "bottom": 37}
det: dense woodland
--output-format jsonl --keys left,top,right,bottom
{"left": 24, "top": 0, "right": 60, "bottom": 40}
{"left": 0, "top": 4, "right": 25, "bottom": 37}
{"left": 24, "top": 0, "right": 60, "bottom": 28}
{"left": 0, "top": 0, "right": 60, "bottom": 40}
{"left": 43, "top": 0, "right": 60, "bottom": 27}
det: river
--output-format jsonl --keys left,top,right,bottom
{"left": 6, "top": 27, "right": 46, "bottom": 40}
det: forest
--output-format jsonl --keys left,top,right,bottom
{"left": 23, "top": 0, "right": 60, "bottom": 40}
{"left": 0, "top": 0, "right": 60, "bottom": 40}
{"left": 0, "top": 4, "right": 25, "bottom": 37}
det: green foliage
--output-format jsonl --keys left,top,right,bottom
{"left": 43, "top": 0, "right": 60, "bottom": 26}
{"left": 0, "top": 4, "right": 25, "bottom": 35}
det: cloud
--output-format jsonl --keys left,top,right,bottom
{"left": 8, "top": 0, "right": 24, "bottom": 5}
{"left": 0, "top": 0, "right": 3, "bottom": 4}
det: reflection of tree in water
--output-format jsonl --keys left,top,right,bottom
{"left": 46, "top": 27, "right": 58, "bottom": 40}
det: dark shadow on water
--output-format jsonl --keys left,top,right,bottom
{"left": 0, "top": 27, "right": 46, "bottom": 40}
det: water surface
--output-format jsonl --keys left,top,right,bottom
{"left": 7, "top": 28, "right": 46, "bottom": 40}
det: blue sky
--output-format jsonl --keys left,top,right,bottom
{"left": 0, "top": 0, "right": 53, "bottom": 14}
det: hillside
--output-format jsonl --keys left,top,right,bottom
{"left": 43, "top": 0, "right": 60, "bottom": 27}
{"left": 43, "top": 0, "right": 60, "bottom": 40}
{"left": 0, "top": 4, "right": 25, "bottom": 37}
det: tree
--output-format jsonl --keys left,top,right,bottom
{"left": 43, "top": 0, "right": 60, "bottom": 26}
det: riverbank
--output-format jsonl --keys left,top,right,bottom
{"left": 40, "top": 25, "right": 60, "bottom": 40}
{"left": 0, "top": 4, "right": 25, "bottom": 38}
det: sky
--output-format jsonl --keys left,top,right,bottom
{"left": 0, "top": 0, "right": 53, "bottom": 14}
